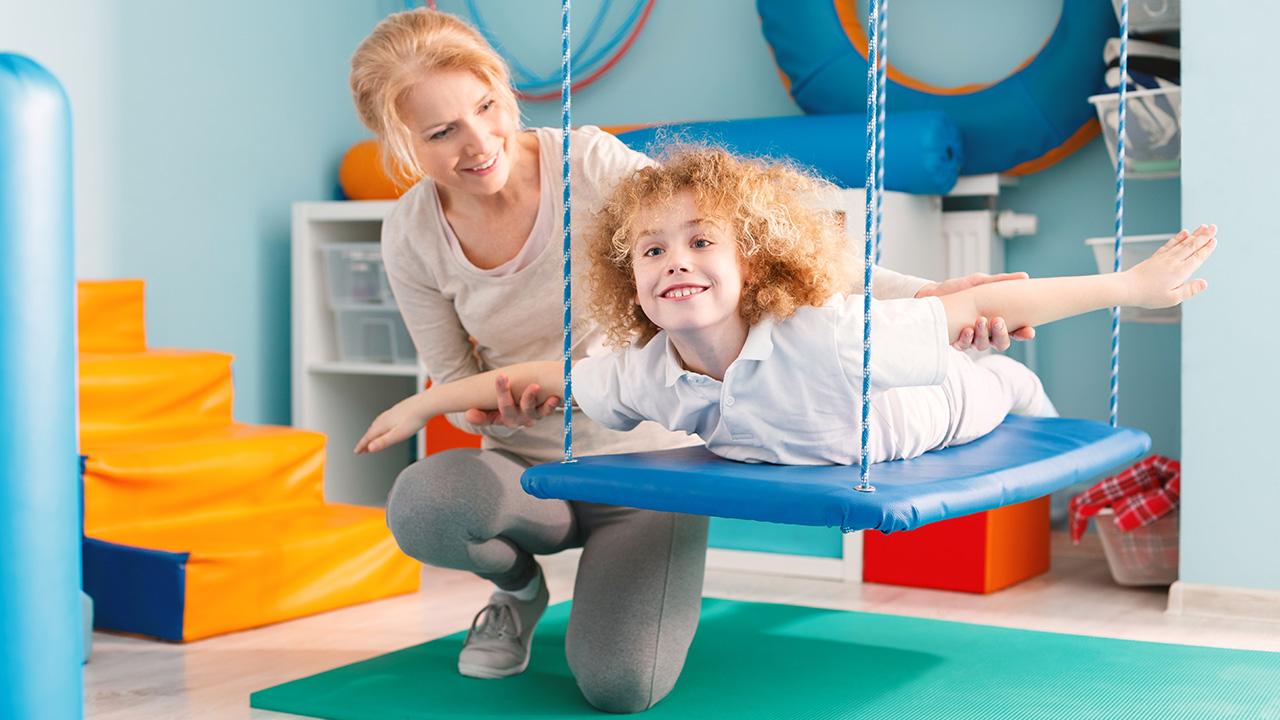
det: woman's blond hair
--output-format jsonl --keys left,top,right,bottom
{"left": 584, "top": 147, "right": 855, "bottom": 348}
{"left": 349, "top": 8, "right": 519, "bottom": 186}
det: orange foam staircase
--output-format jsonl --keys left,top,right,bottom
{"left": 79, "top": 280, "right": 419, "bottom": 641}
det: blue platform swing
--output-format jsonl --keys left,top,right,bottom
{"left": 522, "top": 0, "right": 1149, "bottom": 535}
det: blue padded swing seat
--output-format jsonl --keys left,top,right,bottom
{"left": 522, "top": 415, "right": 1150, "bottom": 534}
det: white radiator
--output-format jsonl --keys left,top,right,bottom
{"left": 837, "top": 189, "right": 1012, "bottom": 280}
{"left": 942, "top": 209, "right": 1004, "bottom": 278}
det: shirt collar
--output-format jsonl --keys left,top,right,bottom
{"left": 660, "top": 333, "right": 685, "bottom": 387}
{"left": 659, "top": 317, "right": 778, "bottom": 387}
{"left": 738, "top": 316, "right": 777, "bottom": 362}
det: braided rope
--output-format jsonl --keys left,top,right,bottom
{"left": 562, "top": 0, "right": 574, "bottom": 461}
{"left": 874, "top": 0, "right": 887, "bottom": 266}
{"left": 859, "top": 0, "right": 883, "bottom": 492}
{"left": 1111, "top": 0, "right": 1128, "bottom": 428}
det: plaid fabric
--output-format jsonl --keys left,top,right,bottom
{"left": 1068, "top": 455, "right": 1181, "bottom": 543}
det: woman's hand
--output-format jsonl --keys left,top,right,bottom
{"left": 355, "top": 395, "right": 431, "bottom": 454}
{"left": 463, "top": 373, "right": 561, "bottom": 429}
{"left": 1124, "top": 224, "right": 1216, "bottom": 308}
{"left": 916, "top": 273, "right": 1037, "bottom": 350}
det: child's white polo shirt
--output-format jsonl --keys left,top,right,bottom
{"left": 572, "top": 294, "right": 952, "bottom": 465}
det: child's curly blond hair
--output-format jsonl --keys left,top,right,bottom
{"left": 584, "top": 146, "right": 855, "bottom": 348}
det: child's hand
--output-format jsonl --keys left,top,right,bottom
{"left": 1123, "top": 224, "right": 1217, "bottom": 309}
{"left": 354, "top": 396, "right": 429, "bottom": 454}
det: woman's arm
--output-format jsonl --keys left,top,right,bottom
{"left": 355, "top": 361, "right": 565, "bottom": 454}
{"left": 937, "top": 225, "right": 1216, "bottom": 342}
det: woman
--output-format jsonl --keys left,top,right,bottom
{"left": 348, "top": 7, "right": 1026, "bottom": 713}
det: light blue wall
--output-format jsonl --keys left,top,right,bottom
{"left": 434, "top": 0, "right": 801, "bottom": 128}
{"left": 0, "top": 0, "right": 119, "bottom": 277}
{"left": 1180, "top": 1, "right": 1280, "bottom": 592}
{"left": 2, "top": 0, "right": 400, "bottom": 424}
{"left": 108, "top": 1, "right": 399, "bottom": 425}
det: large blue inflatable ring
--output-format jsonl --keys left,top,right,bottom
{"left": 757, "top": 0, "right": 1119, "bottom": 175}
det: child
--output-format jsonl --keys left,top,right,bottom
{"left": 356, "top": 148, "right": 1216, "bottom": 465}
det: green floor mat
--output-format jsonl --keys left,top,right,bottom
{"left": 251, "top": 599, "right": 1280, "bottom": 719}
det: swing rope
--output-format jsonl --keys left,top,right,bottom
{"left": 562, "top": 0, "right": 575, "bottom": 462}
{"left": 858, "top": 0, "right": 886, "bottom": 491}
{"left": 1111, "top": 0, "right": 1129, "bottom": 429}
{"left": 874, "top": 0, "right": 888, "bottom": 269}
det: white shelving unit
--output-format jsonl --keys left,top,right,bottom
{"left": 292, "top": 200, "right": 424, "bottom": 507}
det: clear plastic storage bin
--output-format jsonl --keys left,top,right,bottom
{"left": 323, "top": 243, "right": 396, "bottom": 307}
{"left": 1086, "top": 234, "right": 1181, "bottom": 323}
{"left": 335, "top": 307, "right": 417, "bottom": 365}
{"left": 1112, "top": 0, "right": 1180, "bottom": 34}
{"left": 1094, "top": 507, "right": 1179, "bottom": 586}
{"left": 1089, "top": 87, "right": 1181, "bottom": 179}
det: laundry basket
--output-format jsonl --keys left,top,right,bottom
{"left": 1094, "top": 507, "right": 1179, "bottom": 586}
{"left": 1089, "top": 87, "right": 1181, "bottom": 179}
{"left": 1112, "top": 0, "right": 1180, "bottom": 34}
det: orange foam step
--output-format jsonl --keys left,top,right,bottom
{"left": 82, "top": 423, "right": 327, "bottom": 534}
{"left": 79, "top": 348, "right": 234, "bottom": 439}
{"left": 87, "top": 503, "right": 420, "bottom": 641}
{"left": 862, "top": 495, "right": 1051, "bottom": 594}
{"left": 78, "top": 279, "right": 147, "bottom": 353}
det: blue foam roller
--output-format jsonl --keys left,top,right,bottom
{"left": 615, "top": 112, "right": 962, "bottom": 195}
{"left": 0, "top": 54, "right": 83, "bottom": 719}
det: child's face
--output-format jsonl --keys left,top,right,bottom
{"left": 629, "top": 191, "right": 747, "bottom": 343}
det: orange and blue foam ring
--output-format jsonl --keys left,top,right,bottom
{"left": 757, "top": 0, "right": 1117, "bottom": 175}
{"left": 0, "top": 53, "right": 83, "bottom": 715}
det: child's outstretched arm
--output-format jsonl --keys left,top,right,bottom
{"left": 354, "top": 361, "right": 564, "bottom": 454}
{"left": 937, "top": 224, "right": 1216, "bottom": 342}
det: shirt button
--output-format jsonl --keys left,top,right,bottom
{"left": 725, "top": 396, "right": 735, "bottom": 407}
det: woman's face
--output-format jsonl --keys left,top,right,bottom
{"left": 400, "top": 70, "right": 520, "bottom": 198}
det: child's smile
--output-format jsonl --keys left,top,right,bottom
{"left": 630, "top": 192, "right": 749, "bottom": 371}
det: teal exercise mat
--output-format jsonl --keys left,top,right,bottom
{"left": 252, "top": 599, "right": 1280, "bottom": 719}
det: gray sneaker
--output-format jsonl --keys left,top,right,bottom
{"left": 457, "top": 572, "right": 549, "bottom": 679}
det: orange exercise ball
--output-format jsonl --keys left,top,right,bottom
{"left": 338, "top": 139, "right": 418, "bottom": 200}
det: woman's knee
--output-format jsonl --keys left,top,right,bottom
{"left": 385, "top": 449, "right": 501, "bottom": 562}
{"left": 571, "top": 652, "right": 671, "bottom": 714}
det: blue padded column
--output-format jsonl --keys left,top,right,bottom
{"left": 0, "top": 54, "right": 83, "bottom": 719}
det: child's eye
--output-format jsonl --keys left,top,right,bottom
{"left": 480, "top": 100, "right": 495, "bottom": 112}
{"left": 641, "top": 246, "right": 664, "bottom": 257}
{"left": 691, "top": 237, "right": 711, "bottom": 248}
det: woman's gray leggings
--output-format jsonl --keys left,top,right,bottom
{"left": 386, "top": 448, "right": 709, "bottom": 714}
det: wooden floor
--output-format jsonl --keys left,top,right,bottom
{"left": 84, "top": 532, "right": 1280, "bottom": 719}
